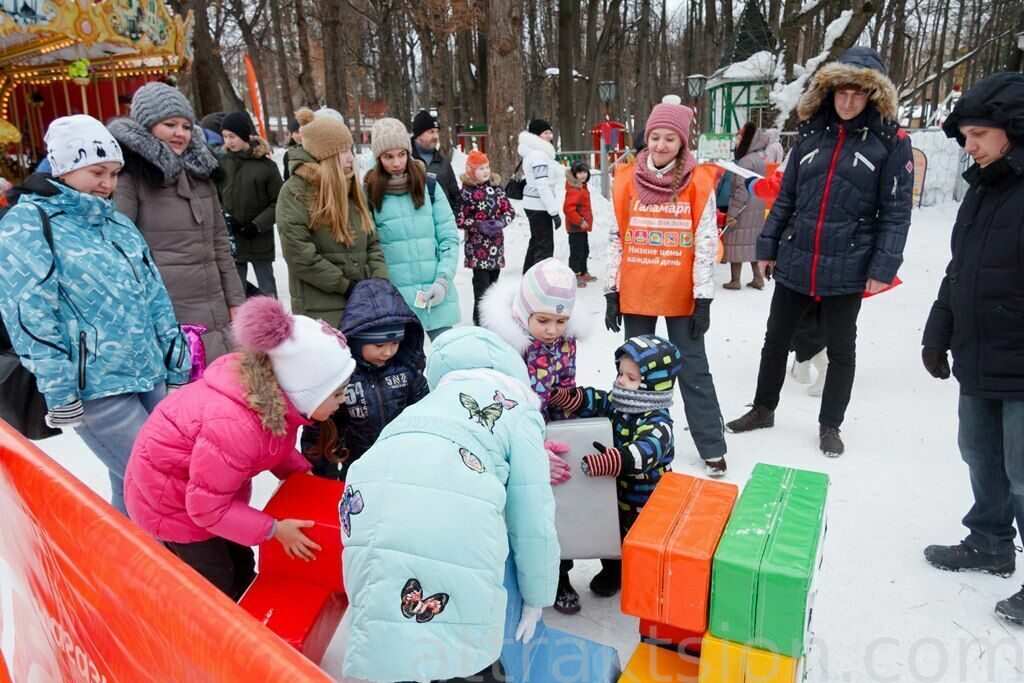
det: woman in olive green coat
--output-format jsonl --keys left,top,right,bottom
{"left": 277, "top": 109, "right": 388, "bottom": 325}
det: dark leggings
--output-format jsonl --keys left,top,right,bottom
{"left": 164, "top": 537, "right": 256, "bottom": 601}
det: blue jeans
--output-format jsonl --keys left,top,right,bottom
{"left": 75, "top": 386, "right": 166, "bottom": 515}
{"left": 427, "top": 326, "right": 453, "bottom": 342}
{"left": 959, "top": 395, "right": 1024, "bottom": 555}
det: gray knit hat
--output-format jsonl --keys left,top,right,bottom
{"left": 130, "top": 82, "right": 196, "bottom": 130}
{"left": 371, "top": 118, "right": 412, "bottom": 158}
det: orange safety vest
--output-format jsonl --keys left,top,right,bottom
{"left": 612, "top": 163, "right": 717, "bottom": 317}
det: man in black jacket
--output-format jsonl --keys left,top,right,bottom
{"left": 726, "top": 47, "right": 914, "bottom": 457}
{"left": 410, "top": 109, "right": 461, "bottom": 214}
{"left": 921, "top": 73, "right": 1024, "bottom": 626}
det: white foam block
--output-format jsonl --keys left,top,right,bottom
{"left": 546, "top": 418, "right": 622, "bottom": 560}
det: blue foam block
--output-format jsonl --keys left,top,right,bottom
{"left": 499, "top": 555, "right": 621, "bottom": 682}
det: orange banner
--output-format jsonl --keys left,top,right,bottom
{"left": 0, "top": 421, "right": 331, "bottom": 682}
{"left": 245, "top": 54, "right": 268, "bottom": 141}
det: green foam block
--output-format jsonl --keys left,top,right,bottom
{"left": 709, "top": 463, "right": 829, "bottom": 659}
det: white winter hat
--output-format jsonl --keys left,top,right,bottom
{"left": 233, "top": 297, "right": 356, "bottom": 418}
{"left": 44, "top": 115, "right": 123, "bottom": 177}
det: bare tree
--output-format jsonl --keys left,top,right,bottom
{"left": 486, "top": 0, "right": 525, "bottom": 176}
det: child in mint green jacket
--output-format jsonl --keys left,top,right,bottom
{"left": 341, "top": 327, "right": 559, "bottom": 682}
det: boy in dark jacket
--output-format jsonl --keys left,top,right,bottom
{"left": 547, "top": 334, "right": 682, "bottom": 610}
{"left": 563, "top": 160, "right": 595, "bottom": 286}
{"left": 302, "top": 278, "right": 429, "bottom": 480}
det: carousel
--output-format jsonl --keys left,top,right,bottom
{"left": 0, "top": 0, "right": 194, "bottom": 180}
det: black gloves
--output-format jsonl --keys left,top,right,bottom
{"left": 690, "top": 298, "right": 712, "bottom": 339}
{"left": 552, "top": 214, "right": 562, "bottom": 230}
{"left": 605, "top": 292, "right": 622, "bottom": 333}
{"left": 922, "top": 347, "right": 950, "bottom": 379}
{"left": 238, "top": 222, "right": 259, "bottom": 239}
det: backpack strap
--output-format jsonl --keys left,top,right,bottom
{"left": 426, "top": 175, "right": 438, "bottom": 205}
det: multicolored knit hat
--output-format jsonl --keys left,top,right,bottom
{"left": 512, "top": 258, "right": 577, "bottom": 331}
{"left": 349, "top": 323, "right": 406, "bottom": 346}
{"left": 615, "top": 334, "right": 683, "bottom": 392}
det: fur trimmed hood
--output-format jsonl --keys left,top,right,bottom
{"left": 107, "top": 116, "right": 221, "bottom": 186}
{"left": 478, "top": 275, "right": 590, "bottom": 355}
{"left": 459, "top": 172, "right": 502, "bottom": 187}
{"left": 797, "top": 60, "right": 899, "bottom": 122}
{"left": 517, "top": 130, "right": 556, "bottom": 160}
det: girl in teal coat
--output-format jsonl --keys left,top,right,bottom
{"left": 341, "top": 327, "right": 559, "bottom": 682}
{"left": 364, "top": 118, "right": 461, "bottom": 340}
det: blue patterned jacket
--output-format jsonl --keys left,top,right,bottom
{"left": 0, "top": 176, "right": 189, "bottom": 408}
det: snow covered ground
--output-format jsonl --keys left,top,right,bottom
{"left": 34, "top": 163, "right": 1024, "bottom": 680}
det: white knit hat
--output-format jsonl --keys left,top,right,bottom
{"left": 45, "top": 115, "right": 124, "bottom": 177}
{"left": 233, "top": 297, "right": 356, "bottom": 417}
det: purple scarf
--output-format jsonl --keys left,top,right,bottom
{"left": 181, "top": 324, "right": 208, "bottom": 381}
{"left": 633, "top": 148, "right": 698, "bottom": 204}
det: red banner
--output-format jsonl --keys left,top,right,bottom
{"left": 0, "top": 421, "right": 330, "bottom": 682}
{"left": 245, "top": 54, "right": 268, "bottom": 141}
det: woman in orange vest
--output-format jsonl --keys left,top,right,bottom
{"left": 603, "top": 96, "right": 728, "bottom": 477}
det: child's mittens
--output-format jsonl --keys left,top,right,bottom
{"left": 548, "top": 386, "right": 584, "bottom": 412}
{"left": 544, "top": 440, "right": 572, "bottom": 486}
{"left": 582, "top": 441, "right": 622, "bottom": 477}
{"left": 477, "top": 219, "right": 505, "bottom": 237}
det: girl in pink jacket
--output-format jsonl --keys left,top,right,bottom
{"left": 125, "top": 297, "right": 357, "bottom": 599}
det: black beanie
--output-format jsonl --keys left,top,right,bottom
{"left": 528, "top": 119, "right": 552, "bottom": 136}
{"left": 221, "top": 111, "right": 255, "bottom": 141}
{"left": 288, "top": 117, "right": 300, "bottom": 133}
{"left": 412, "top": 109, "right": 440, "bottom": 138}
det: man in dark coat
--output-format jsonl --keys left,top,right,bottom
{"left": 726, "top": 46, "right": 914, "bottom": 457}
{"left": 410, "top": 109, "right": 461, "bottom": 214}
{"left": 920, "top": 72, "right": 1024, "bottom": 626}
{"left": 301, "top": 278, "right": 429, "bottom": 480}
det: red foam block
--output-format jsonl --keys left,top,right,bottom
{"left": 241, "top": 577, "right": 348, "bottom": 664}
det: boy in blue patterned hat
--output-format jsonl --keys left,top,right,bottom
{"left": 547, "top": 334, "right": 682, "bottom": 599}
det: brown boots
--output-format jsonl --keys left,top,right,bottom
{"left": 723, "top": 263, "right": 764, "bottom": 290}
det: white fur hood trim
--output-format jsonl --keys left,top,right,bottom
{"left": 517, "top": 131, "right": 556, "bottom": 160}
{"left": 478, "top": 275, "right": 592, "bottom": 355}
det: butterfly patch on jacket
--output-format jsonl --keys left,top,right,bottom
{"left": 459, "top": 447, "right": 485, "bottom": 473}
{"left": 459, "top": 390, "right": 518, "bottom": 432}
{"left": 339, "top": 485, "right": 364, "bottom": 537}
{"left": 401, "top": 578, "right": 450, "bottom": 623}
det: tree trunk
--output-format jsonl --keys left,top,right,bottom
{"left": 486, "top": 0, "right": 525, "bottom": 177}
{"left": 557, "top": 0, "right": 578, "bottom": 146}
{"left": 635, "top": 0, "right": 654, "bottom": 117}
{"left": 320, "top": 0, "right": 351, "bottom": 114}
{"left": 294, "top": 0, "right": 320, "bottom": 107}
{"left": 171, "top": 0, "right": 222, "bottom": 116}
{"left": 268, "top": 0, "right": 295, "bottom": 117}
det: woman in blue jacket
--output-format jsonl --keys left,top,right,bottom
{"left": 364, "top": 118, "right": 461, "bottom": 340}
{"left": 341, "top": 327, "right": 559, "bottom": 682}
{"left": 0, "top": 115, "right": 189, "bottom": 514}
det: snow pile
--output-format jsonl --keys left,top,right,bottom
{"left": 770, "top": 10, "right": 853, "bottom": 127}
{"left": 720, "top": 50, "right": 784, "bottom": 81}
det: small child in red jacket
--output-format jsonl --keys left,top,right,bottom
{"left": 563, "top": 160, "right": 595, "bottom": 287}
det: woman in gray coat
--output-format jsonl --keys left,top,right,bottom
{"left": 722, "top": 123, "right": 769, "bottom": 290}
{"left": 109, "top": 83, "right": 245, "bottom": 362}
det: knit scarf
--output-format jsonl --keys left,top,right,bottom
{"left": 610, "top": 385, "right": 673, "bottom": 414}
{"left": 633, "top": 148, "right": 697, "bottom": 204}
{"left": 385, "top": 171, "right": 411, "bottom": 196}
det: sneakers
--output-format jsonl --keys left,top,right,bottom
{"left": 725, "top": 405, "right": 775, "bottom": 433}
{"left": 590, "top": 564, "right": 621, "bottom": 598}
{"left": 554, "top": 576, "right": 581, "bottom": 614}
{"left": 996, "top": 586, "right": 1024, "bottom": 625}
{"left": 704, "top": 457, "right": 727, "bottom": 478}
{"left": 819, "top": 425, "right": 844, "bottom": 457}
{"left": 924, "top": 542, "right": 1016, "bottom": 577}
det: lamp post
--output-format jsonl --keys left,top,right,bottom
{"left": 598, "top": 81, "right": 617, "bottom": 121}
{"left": 684, "top": 73, "right": 708, "bottom": 149}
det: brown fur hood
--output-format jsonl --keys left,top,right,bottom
{"left": 460, "top": 171, "right": 502, "bottom": 187}
{"left": 797, "top": 61, "right": 899, "bottom": 122}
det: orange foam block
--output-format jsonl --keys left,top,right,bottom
{"left": 622, "top": 473, "right": 738, "bottom": 631}
{"left": 239, "top": 474, "right": 348, "bottom": 664}
{"left": 620, "top": 642, "right": 700, "bottom": 682}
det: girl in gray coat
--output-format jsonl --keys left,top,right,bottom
{"left": 722, "top": 123, "right": 769, "bottom": 290}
